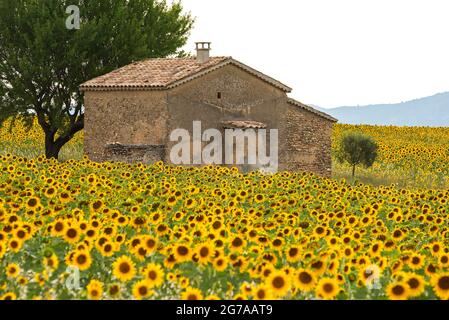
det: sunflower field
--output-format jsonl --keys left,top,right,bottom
{"left": 333, "top": 124, "right": 449, "bottom": 189}
{"left": 1, "top": 119, "right": 449, "bottom": 300}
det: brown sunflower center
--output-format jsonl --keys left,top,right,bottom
{"left": 323, "top": 283, "right": 334, "bottom": 293}
{"left": 177, "top": 246, "right": 189, "bottom": 256}
{"left": 119, "top": 262, "right": 131, "bottom": 274}
{"left": 438, "top": 276, "right": 449, "bottom": 290}
{"left": 392, "top": 285, "right": 405, "bottom": 296}
{"left": 76, "top": 254, "right": 87, "bottom": 265}
{"left": 299, "top": 272, "right": 312, "bottom": 284}
{"left": 148, "top": 270, "right": 157, "bottom": 280}
{"left": 272, "top": 276, "right": 285, "bottom": 289}
{"left": 200, "top": 247, "right": 209, "bottom": 257}
{"left": 232, "top": 238, "right": 243, "bottom": 247}
{"left": 138, "top": 286, "right": 148, "bottom": 296}
{"left": 66, "top": 228, "right": 77, "bottom": 238}
{"left": 407, "top": 278, "right": 419, "bottom": 289}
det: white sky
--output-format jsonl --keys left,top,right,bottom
{"left": 176, "top": 0, "right": 449, "bottom": 108}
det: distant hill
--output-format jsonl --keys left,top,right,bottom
{"left": 317, "top": 92, "right": 449, "bottom": 127}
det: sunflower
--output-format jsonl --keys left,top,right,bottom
{"left": 164, "top": 254, "right": 177, "bottom": 269}
{"left": 173, "top": 244, "right": 191, "bottom": 262}
{"left": 316, "top": 277, "right": 340, "bottom": 300}
{"left": 252, "top": 284, "right": 274, "bottom": 300}
{"left": 327, "top": 259, "right": 340, "bottom": 274}
{"left": 44, "top": 186, "right": 57, "bottom": 199}
{"left": 51, "top": 220, "right": 66, "bottom": 236}
{"left": 369, "top": 241, "right": 384, "bottom": 257}
{"left": 6, "top": 263, "right": 20, "bottom": 278}
{"left": 407, "top": 253, "right": 424, "bottom": 270}
{"left": 386, "top": 282, "right": 409, "bottom": 300}
{"left": 142, "top": 263, "right": 165, "bottom": 288}
{"left": 425, "top": 263, "right": 439, "bottom": 277}
{"left": 233, "top": 293, "right": 247, "bottom": 300}
{"left": 89, "top": 200, "right": 104, "bottom": 213}
{"left": 431, "top": 273, "right": 449, "bottom": 299}
{"left": 195, "top": 243, "right": 212, "bottom": 265}
{"left": 358, "top": 265, "right": 381, "bottom": 289}
{"left": 107, "top": 283, "right": 121, "bottom": 298}
{"left": 184, "top": 198, "right": 196, "bottom": 209}
{"left": 230, "top": 236, "right": 246, "bottom": 253}
{"left": 72, "top": 250, "right": 92, "bottom": 271}
{"left": 0, "top": 243, "right": 6, "bottom": 259}
{"left": 285, "top": 246, "right": 301, "bottom": 263}
{"left": 15, "top": 228, "right": 30, "bottom": 241}
{"left": 179, "top": 276, "right": 190, "bottom": 289}
{"left": 112, "top": 255, "right": 136, "bottom": 282}
{"left": 43, "top": 254, "right": 59, "bottom": 270}
{"left": 310, "top": 258, "right": 327, "bottom": 276}
{"left": 25, "top": 196, "right": 40, "bottom": 210}
{"left": 213, "top": 257, "right": 228, "bottom": 272}
{"left": 405, "top": 274, "right": 425, "bottom": 297}
{"left": 294, "top": 269, "right": 316, "bottom": 292}
{"left": 392, "top": 229, "right": 405, "bottom": 241}
{"left": 98, "top": 241, "right": 115, "bottom": 257}
{"left": 34, "top": 271, "right": 48, "bottom": 287}
{"left": 429, "top": 241, "right": 444, "bottom": 257}
{"left": 134, "top": 245, "right": 148, "bottom": 261}
{"left": 132, "top": 280, "right": 153, "bottom": 300}
{"left": 266, "top": 270, "right": 291, "bottom": 298}
{"left": 58, "top": 191, "right": 72, "bottom": 203}
{"left": 63, "top": 226, "right": 81, "bottom": 244}
{"left": 142, "top": 236, "right": 158, "bottom": 253}
{"left": 155, "top": 223, "right": 169, "bottom": 236}
{"left": 181, "top": 287, "right": 204, "bottom": 300}
{"left": 254, "top": 194, "right": 265, "bottom": 203}
{"left": 439, "top": 254, "right": 449, "bottom": 268}
{"left": 1, "top": 292, "right": 17, "bottom": 300}
{"left": 87, "top": 279, "right": 103, "bottom": 300}
{"left": 8, "top": 238, "right": 23, "bottom": 253}
{"left": 17, "top": 276, "right": 28, "bottom": 286}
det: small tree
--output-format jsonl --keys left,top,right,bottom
{"left": 335, "top": 132, "right": 378, "bottom": 180}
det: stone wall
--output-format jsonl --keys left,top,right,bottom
{"left": 84, "top": 90, "right": 168, "bottom": 162}
{"left": 279, "top": 103, "right": 334, "bottom": 177}
{"left": 103, "top": 143, "right": 165, "bottom": 164}
{"left": 166, "top": 64, "right": 285, "bottom": 166}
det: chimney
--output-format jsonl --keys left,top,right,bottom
{"left": 195, "top": 42, "right": 211, "bottom": 63}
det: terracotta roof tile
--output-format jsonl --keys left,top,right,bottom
{"left": 79, "top": 57, "right": 292, "bottom": 92}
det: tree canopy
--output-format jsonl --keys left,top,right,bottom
{"left": 335, "top": 131, "right": 378, "bottom": 179}
{"left": 0, "top": 0, "right": 194, "bottom": 158}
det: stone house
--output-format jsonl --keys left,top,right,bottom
{"left": 80, "top": 42, "right": 337, "bottom": 176}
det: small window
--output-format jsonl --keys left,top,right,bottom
{"left": 217, "top": 92, "right": 222, "bottom": 99}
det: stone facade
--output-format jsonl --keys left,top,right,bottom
{"left": 82, "top": 59, "right": 336, "bottom": 177}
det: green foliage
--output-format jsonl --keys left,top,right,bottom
{"left": 0, "top": 0, "right": 194, "bottom": 158}
{"left": 335, "top": 131, "right": 378, "bottom": 178}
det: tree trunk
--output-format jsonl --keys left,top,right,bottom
{"left": 45, "top": 133, "right": 62, "bottom": 159}
{"left": 36, "top": 109, "right": 84, "bottom": 160}
{"left": 352, "top": 164, "right": 356, "bottom": 180}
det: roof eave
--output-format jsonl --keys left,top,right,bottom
{"left": 79, "top": 85, "right": 167, "bottom": 92}
{"left": 287, "top": 98, "right": 338, "bottom": 123}
{"left": 166, "top": 58, "right": 292, "bottom": 93}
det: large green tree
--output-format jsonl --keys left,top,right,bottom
{"left": 0, "top": 0, "right": 194, "bottom": 158}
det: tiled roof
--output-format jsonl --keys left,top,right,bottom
{"left": 287, "top": 98, "right": 338, "bottom": 123}
{"left": 79, "top": 57, "right": 292, "bottom": 92}
{"left": 221, "top": 120, "right": 267, "bottom": 129}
